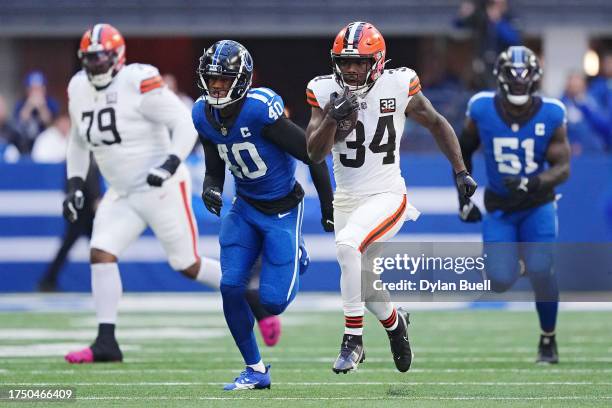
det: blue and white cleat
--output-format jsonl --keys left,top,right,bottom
{"left": 223, "top": 365, "right": 271, "bottom": 391}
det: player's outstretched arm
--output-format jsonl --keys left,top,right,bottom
{"left": 458, "top": 117, "right": 481, "bottom": 175}
{"left": 406, "top": 92, "right": 477, "bottom": 199}
{"left": 140, "top": 87, "right": 198, "bottom": 187}
{"left": 201, "top": 139, "right": 226, "bottom": 217}
{"left": 406, "top": 92, "right": 465, "bottom": 174}
{"left": 64, "top": 121, "right": 90, "bottom": 223}
{"left": 456, "top": 117, "right": 482, "bottom": 222}
{"left": 262, "top": 116, "right": 335, "bottom": 231}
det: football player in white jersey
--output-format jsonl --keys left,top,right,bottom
{"left": 63, "top": 24, "right": 280, "bottom": 363}
{"left": 306, "top": 22, "right": 478, "bottom": 373}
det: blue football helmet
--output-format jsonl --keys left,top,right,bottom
{"left": 494, "top": 46, "right": 542, "bottom": 106}
{"left": 197, "top": 40, "right": 253, "bottom": 108}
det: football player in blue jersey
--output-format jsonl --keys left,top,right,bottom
{"left": 458, "top": 46, "right": 570, "bottom": 364}
{"left": 192, "top": 40, "right": 334, "bottom": 390}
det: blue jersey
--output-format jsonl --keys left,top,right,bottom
{"left": 192, "top": 87, "right": 296, "bottom": 201}
{"left": 467, "top": 92, "right": 567, "bottom": 196}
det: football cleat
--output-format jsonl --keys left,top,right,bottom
{"left": 332, "top": 334, "right": 365, "bottom": 374}
{"left": 387, "top": 310, "right": 413, "bottom": 372}
{"left": 536, "top": 334, "right": 559, "bottom": 364}
{"left": 258, "top": 316, "right": 281, "bottom": 347}
{"left": 65, "top": 338, "right": 123, "bottom": 364}
{"left": 223, "top": 365, "right": 271, "bottom": 391}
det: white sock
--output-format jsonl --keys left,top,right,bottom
{"left": 337, "top": 244, "right": 365, "bottom": 335}
{"left": 247, "top": 360, "right": 266, "bottom": 373}
{"left": 91, "top": 263, "right": 122, "bottom": 324}
{"left": 195, "top": 257, "right": 222, "bottom": 290}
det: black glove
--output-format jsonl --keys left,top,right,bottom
{"left": 328, "top": 87, "right": 359, "bottom": 121}
{"left": 458, "top": 196, "right": 482, "bottom": 223}
{"left": 321, "top": 206, "right": 334, "bottom": 232}
{"left": 455, "top": 170, "right": 478, "bottom": 199}
{"left": 63, "top": 177, "right": 85, "bottom": 223}
{"left": 202, "top": 186, "right": 223, "bottom": 216}
{"left": 147, "top": 154, "right": 181, "bottom": 187}
{"left": 503, "top": 176, "right": 540, "bottom": 201}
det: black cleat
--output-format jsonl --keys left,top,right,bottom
{"left": 90, "top": 336, "right": 123, "bottom": 362}
{"left": 332, "top": 334, "right": 365, "bottom": 374}
{"left": 387, "top": 310, "right": 413, "bottom": 372}
{"left": 536, "top": 334, "right": 558, "bottom": 364}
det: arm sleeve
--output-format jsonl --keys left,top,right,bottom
{"left": 262, "top": 116, "right": 334, "bottom": 212}
{"left": 261, "top": 116, "right": 311, "bottom": 163}
{"left": 308, "top": 160, "right": 334, "bottom": 213}
{"left": 66, "top": 120, "right": 90, "bottom": 180}
{"left": 201, "top": 138, "right": 226, "bottom": 192}
{"left": 139, "top": 87, "right": 198, "bottom": 161}
{"left": 459, "top": 126, "right": 480, "bottom": 174}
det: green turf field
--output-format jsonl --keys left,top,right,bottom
{"left": 1, "top": 307, "right": 611, "bottom": 407}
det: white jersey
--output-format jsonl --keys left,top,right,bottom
{"left": 307, "top": 68, "right": 420, "bottom": 197}
{"left": 67, "top": 63, "right": 194, "bottom": 195}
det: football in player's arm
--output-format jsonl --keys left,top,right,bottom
{"left": 304, "top": 21, "right": 476, "bottom": 376}
{"left": 306, "top": 70, "right": 477, "bottom": 201}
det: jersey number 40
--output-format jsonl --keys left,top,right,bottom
{"left": 493, "top": 137, "right": 538, "bottom": 175}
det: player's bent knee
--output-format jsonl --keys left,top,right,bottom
{"left": 488, "top": 274, "right": 516, "bottom": 293}
{"left": 259, "top": 295, "right": 289, "bottom": 315}
{"left": 179, "top": 258, "right": 201, "bottom": 280}
{"left": 220, "top": 282, "right": 246, "bottom": 301}
{"left": 90, "top": 248, "right": 118, "bottom": 264}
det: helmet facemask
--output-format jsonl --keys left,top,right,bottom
{"left": 332, "top": 51, "right": 384, "bottom": 95}
{"left": 79, "top": 49, "right": 122, "bottom": 88}
{"left": 494, "top": 47, "right": 542, "bottom": 106}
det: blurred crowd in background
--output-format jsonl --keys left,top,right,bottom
{"left": 0, "top": 0, "right": 611, "bottom": 164}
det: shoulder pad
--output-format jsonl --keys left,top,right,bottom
{"left": 246, "top": 87, "right": 284, "bottom": 125}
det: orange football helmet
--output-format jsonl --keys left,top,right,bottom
{"left": 331, "top": 22, "right": 386, "bottom": 94}
{"left": 78, "top": 23, "right": 126, "bottom": 88}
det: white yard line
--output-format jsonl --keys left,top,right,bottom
{"left": 3, "top": 381, "right": 612, "bottom": 386}
{"left": 21, "top": 367, "right": 612, "bottom": 375}
{"left": 71, "top": 396, "right": 612, "bottom": 401}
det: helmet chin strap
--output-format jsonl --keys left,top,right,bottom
{"left": 507, "top": 94, "right": 530, "bottom": 105}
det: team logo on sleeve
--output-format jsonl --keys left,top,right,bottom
{"left": 380, "top": 98, "right": 396, "bottom": 114}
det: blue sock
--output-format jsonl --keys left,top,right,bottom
{"left": 530, "top": 273, "right": 559, "bottom": 333}
{"left": 221, "top": 283, "right": 261, "bottom": 365}
{"left": 535, "top": 301, "right": 558, "bottom": 333}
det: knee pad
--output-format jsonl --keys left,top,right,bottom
{"left": 524, "top": 249, "right": 554, "bottom": 279}
{"left": 486, "top": 262, "right": 519, "bottom": 293}
{"left": 259, "top": 290, "right": 290, "bottom": 315}
{"left": 263, "top": 229, "right": 295, "bottom": 266}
